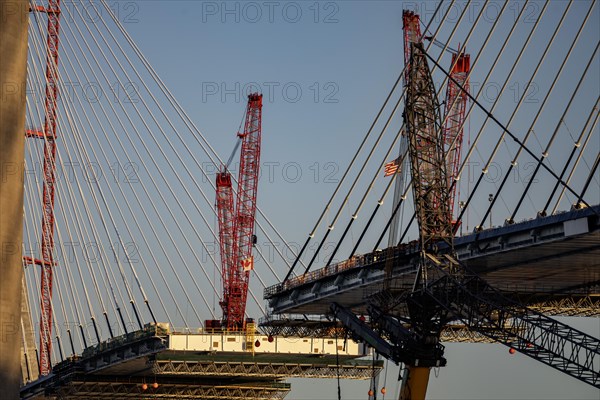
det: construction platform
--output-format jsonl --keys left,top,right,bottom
{"left": 20, "top": 324, "right": 382, "bottom": 399}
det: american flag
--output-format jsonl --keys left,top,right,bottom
{"left": 242, "top": 256, "right": 254, "bottom": 272}
{"left": 384, "top": 159, "right": 400, "bottom": 177}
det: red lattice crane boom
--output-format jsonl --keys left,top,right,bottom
{"left": 402, "top": 10, "right": 422, "bottom": 84}
{"left": 216, "top": 93, "right": 263, "bottom": 331}
{"left": 442, "top": 52, "right": 470, "bottom": 216}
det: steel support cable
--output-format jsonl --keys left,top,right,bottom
{"left": 30, "top": 50, "right": 131, "bottom": 334}
{"left": 55, "top": 76, "right": 156, "bottom": 335}
{"left": 65, "top": 14, "right": 179, "bottom": 330}
{"left": 61, "top": 18, "right": 264, "bottom": 324}
{"left": 67, "top": 8, "right": 219, "bottom": 320}
{"left": 345, "top": 0, "right": 514, "bottom": 257}
{"left": 576, "top": 153, "right": 600, "bottom": 206}
{"left": 69, "top": 7, "right": 247, "bottom": 306}
{"left": 546, "top": 101, "right": 599, "bottom": 214}
{"left": 21, "top": 129, "right": 45, "bottom": 359}
{"left": 427, "top": 47, "right": 593, "bottom": 217}
{"left": 552, "top": 123, "right": 599, "bottom": 213}
{"left": 284, "top": 72, "right": 403, "bottom": 279}
{"left": 446, "top": 0, "right": 560, "bottom": 219}
{"left": 98, "top": 0, "right": 315, "bottom": 276}
{"left": 579, "top": 150, "right": 600, "bottom": 190}
{"left": 56, "top": 21, "right": 177, "bottom": 329}
{"left": 22, "top": 103, "right": 52, "bottom": 362}
{"left": 434, "top": 1, "right": 587, "bottom": 227}
{"left": 480, "top": 6, "right": 596, "bottom": 228}
{"left": 305, "top": 89, "right": 406, "bottom": 273}
{"left": 286, "top": 1, "right": 451, "bottom": 278}
{"left": 52, "top": 96, "right": 137, "bottom": 329}
{"left": 41, "top": 52, "right": 112, "bottom": 326}
{"left": 75, "top": 4, "right": 274, "bottom": 322}
{"left": 25, "top": 13, "right": 89, "bottom": 356}
{"left": 52, "top": 157, "right": 103, "bottom": 344}
{"left": 41, "top": 186, "right": 90, "bottom": 350}
{"left": 86, "top": 2, "right": 284, "bottom": 286}
{"left": 53, "top": 107, "right": 136, "bottom": 334}
{"left": 58, "top": 13, "right": 207, "bottom": 325}
{"left": 23, "top": 108, "right": 81, "bottom": 357}
{"left": 440, "top": 0, "right": 550, "bottom": 223}
{"left": 31, "top": 8, "right": 102, "bottom": 350}
{"left": 509, "top": 40, "right": 600, "bottom": 222}
{"left": 52, "top": 80, "right": 130, "bottom": 340}
{"left": 44, "top": 231, "right": 75, "bottom": 358}
{"left": 326, "top": 127, "right": 406, "bottom": 267}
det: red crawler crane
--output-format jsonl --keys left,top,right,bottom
{"left": 442, "top": 51, "right": 470, "bottom": 217}
{"left": 215, "top": 93, "right": 263, "bottom": 331}
{"left": 24, "top": 0, "right": 62, "bottom": 376}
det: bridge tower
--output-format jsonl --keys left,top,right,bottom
{"left": 0, "top": 0, "right": 29, "bottom": 397}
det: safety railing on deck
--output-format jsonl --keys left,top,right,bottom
{"left": 264, "top": 243, "right": 419, "bottom": 298}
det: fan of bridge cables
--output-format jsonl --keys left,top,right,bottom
{"left": 23, "top": 0, "right": 299, "bottom": 365}
{"left": 282, "top": 0, "right": 599, "bottom": 285}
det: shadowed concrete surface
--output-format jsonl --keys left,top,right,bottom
{"left": 1, "top": 0, "right": 29, "bottom": 398}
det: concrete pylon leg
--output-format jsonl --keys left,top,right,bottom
{"left": 0, "top": 0, "right": 29, "bottom": 398}
{"left": 21, "top": 276, "right": 39, "bottom": 384}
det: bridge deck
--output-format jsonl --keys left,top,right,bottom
{"left": 264, "top": 205, "right": 600, "bottom": 316}
{"left": 21, "top": 327, "right": 381, "bottom": 400}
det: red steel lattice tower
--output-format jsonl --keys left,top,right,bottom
{"left": 442, "top": 52, "right": 470, "bottom": 216}
{"left": 216, "top": 93, "right": 263, "bottom": 330}
{"left": 403, "top": 10, "right": 422, "bottom": 84}
{"left": 216, "top": 171, "right": 235, "bottom": 326}
{"left": 25, "top": 0, "right": 62, "bottom": 376}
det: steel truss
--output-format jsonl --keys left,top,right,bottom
{"left": 405, "top": 42, "right": 453, "bottom": 251}
{"left": 152, "top": 360, "right": 380, "bottom": 379}
{"left": 54, "top": 381, "right": 290, "bottom": 400}
{"left": 415, "top": 266, "right": 600, "bottom": 387}
{"left": 521, "top": 295, "right": 600, "bottom": 317}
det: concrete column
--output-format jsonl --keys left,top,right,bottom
{"left": 1, "top": 0, "right": 29, "bottom": 397}
{"left": 21, "top": 276, "right": 39, "bottom": 384}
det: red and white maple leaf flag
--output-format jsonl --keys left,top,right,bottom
{"left": 242, "top": 256, "right": 254, "bottom": 272}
